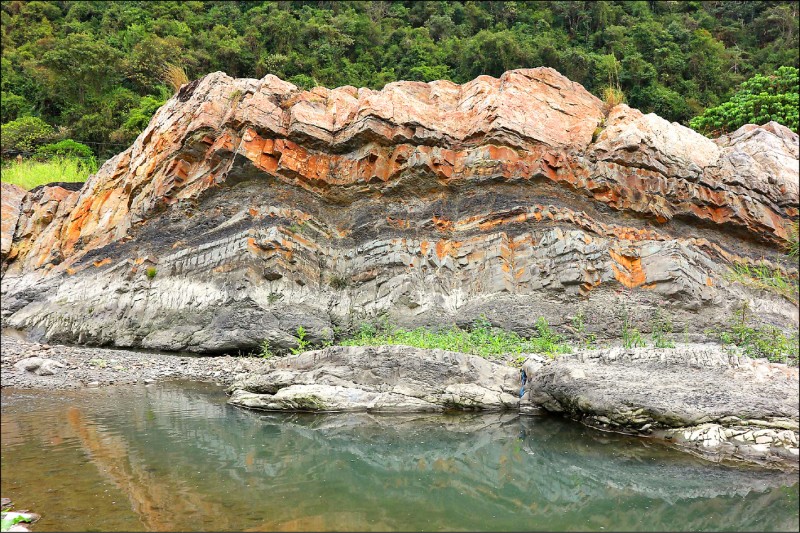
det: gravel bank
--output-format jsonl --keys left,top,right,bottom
{"left": 1, "top": 335, "right": 272, "bottom": 390}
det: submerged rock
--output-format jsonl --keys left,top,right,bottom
{"left": 521, "top": 344, "right": 800, "bottom": 468}
{"left": 227, "top": 345, "right": 520, "bottom": 412}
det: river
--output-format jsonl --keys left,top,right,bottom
{"left": 2, "top": 381, "right": 798, "bottom": 531}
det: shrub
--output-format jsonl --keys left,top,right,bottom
{"left": 1, "top": 91, "right": 33, "bottom": 123}
{"left": 288, "top": 74, "right": 317, "bottom": 90}
{"left": 36, "top": 139, "right": 94, "bottom": 160}
{"left": 786, "top": 221, "right": 799, "bottom": 259}
{"left": 1, "top": 116, "right": 54, "bottom": 152}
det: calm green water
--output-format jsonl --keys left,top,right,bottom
{"left": 1, "top": 382, "right": 798, "bottom": 532}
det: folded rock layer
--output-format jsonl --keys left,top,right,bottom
{"left": 1, "top": 68, "right": 798, "bottom": 351}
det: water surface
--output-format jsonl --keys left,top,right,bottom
{"left": 2, "top": 382, "right": 797, "bottom": 531}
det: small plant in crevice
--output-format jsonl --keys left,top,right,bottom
{"left": 650, "top": 307, "right": 675, "bottom": 348}
{"left": 329, "top": 274, "right": 349, "bottom": 290}
{"left": 786, "top": 221, "right": 799, "bottom": 259}
{"left": 260, "top": 340, "right": 274, "bottom": 359}
{"left": 711, "top": 301, "right": 799, "bottom": 365}
{"left": 267, "top": 292, "right": 283, "bottom": 304}
{"left": 145, "top": 267, "right": 157, "bottom": 280}
{"left": 621, "top": 307, "right": 645, "bottom": 349}
{"left": 571, "top": 309, "right": 596, "bottom": 349}
{"left": 290, "top": 326, "right": 312, "bottom": 355}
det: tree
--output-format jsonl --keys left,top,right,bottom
{"left": 1, "top": 116, "right": 54, "bottom": 152}
{"left": 689, "top": 66, "right": 799, "bottom": 135}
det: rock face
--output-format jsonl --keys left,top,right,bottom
{"left": 227, "top": 345, "right": 520, "bottom": 412}
{"left": 521, "top": 345, "right": 800, "bottom": 467}
{"left": 1, "top": 67, "right": 797, "bottom": 351}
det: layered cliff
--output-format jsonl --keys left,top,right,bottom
{"left": 1, "top": 68, "right": 798, "bottom": 353}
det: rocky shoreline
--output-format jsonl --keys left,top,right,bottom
{"left": 3, "top": 334, "right": 798, "bottom": 470}
{"left": 0, "top": 334, "right": 270, "bottom": 390}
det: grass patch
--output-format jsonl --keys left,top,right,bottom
{"left": 709, "top": 303, "right": 799, "bottom": 366}
{"left": 787, "top": 221, "right": 799, "bottom": 259}
{"left": 341, "top": 315, "right": 571, "bottom": 359}
{"left": 725, "top": 262, "right": 798, "bottom": 304}
{"left": 0, "top": 156, "right": 95, "bottom": 190}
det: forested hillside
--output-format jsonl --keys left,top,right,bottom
{"left": 2, "top": 0, "right": 799, "bottom": 159}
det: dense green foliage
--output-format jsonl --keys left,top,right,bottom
{"left": 2, "top": 1, "right": 798, "bottom": 159}
{"left": 0, "top": 116, "right": 53, "bottom": 152}
{"left": 36, "top": 139, "right": 94, "bottom": 159}
{"left": 690, "top": 66, "right": 799, "bottom": 134}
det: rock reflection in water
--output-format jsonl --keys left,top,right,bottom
{"left": 1, "top": 382, "right": 797, "bottom": 532}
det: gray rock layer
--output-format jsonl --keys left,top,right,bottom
{"left": 228, "top": 345, "right": 520, "bottom": 412}
{"left": 522, "top": 344, "right": 800, "bottom": 466}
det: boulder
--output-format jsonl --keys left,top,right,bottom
{"left": 522, "top": 344, "right": 800, "bottom": 467}
{"left": 228, "top": 345, "right": 520, "bottom": 412}
{"left": 13, "top": 357, "right": 65, "bottom": 376}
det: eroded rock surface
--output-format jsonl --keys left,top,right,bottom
{"left": 522, "top": 345, "right": 800, "bottom": 467}
{"left": 1, "top": 68, "right": 797, "bottom": 351}
{"left": 227, "top": 345, "right": 520, "bottom": 412}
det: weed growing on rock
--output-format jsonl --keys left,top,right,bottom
{"left": 710, "top": 302, "right": 799, "bottom": 365}
{"left": 621, "top": 308, "right": 646, "bottom": 349}
{"left": 290, "top": 326, "right": 312, "bottom": 355}
{"left": 787, "top": 221, "right": 799, "bottom": 259}
{"left": 329, "top": 274, "right": 349, "bottom": 290}
{"left": 651, "top": 307, "right": 675, "bottom": 348}
{"left": 725, "top": 262, "right": 798, "bottom": 304}
{"left": 260, "top": 340, "right": 274, "bottom": 359}
{"left": 341, "top": 315, "right": 571, "bottom": 359}
{"left": 145, "top": 267, "right": 157, "bottom": 279}
{"left": 571, "top": 310, "right": 596, "bottom": 348}
{"left": 267, "top": 292, "right": 283, "bottom": 304}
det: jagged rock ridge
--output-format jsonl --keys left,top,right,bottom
{"left": 1, "top": 68, "right": 797, "bottom": 352}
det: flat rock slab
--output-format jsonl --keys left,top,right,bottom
{"left": 522, "top": 344, "right": 799, "bottom": 467}
{"left": 228, "top": 345, "right": 520, "bottom": 412}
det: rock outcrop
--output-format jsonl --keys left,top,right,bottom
{"left": 521, "top": 345, "right": 800, "bottom": 467}
{"left": 1, "top": 68, "right": 797, "bottom": 351}
{"left": 227, "top": 345, "right": 520, "bottom": 412}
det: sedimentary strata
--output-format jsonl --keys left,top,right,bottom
{"left": 1, "top": 68, "right": 797, "bottom": 351}
{"left": 521, "top": 345, "right": 800, "bottom": 468}
{"left": 227, "top": 345, "right": 520, "bottom": 412}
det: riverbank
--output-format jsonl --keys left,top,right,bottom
{"left": 0, "top": 335, "right": 270, "bottom": 390}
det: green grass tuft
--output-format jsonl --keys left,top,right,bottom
{"left": 725, "top": 262, "right": 798, "bottom": 304}
{"left": 1, "top": 156, "right": 96, "bottom": 190}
